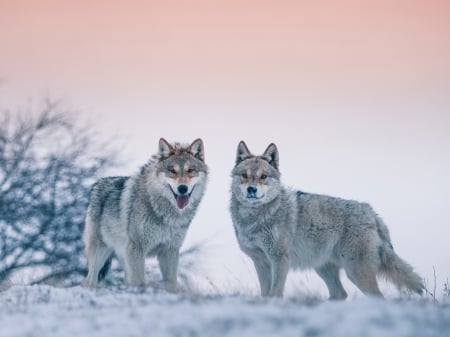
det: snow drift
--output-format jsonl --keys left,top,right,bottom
{"left": 0, "top": 285, "right": 449, "bottom": 337}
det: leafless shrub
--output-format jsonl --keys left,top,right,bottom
{"left": 0, "top": 100, "right": 117, "bottom": 286}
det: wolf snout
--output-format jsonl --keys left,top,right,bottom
{"left": 177, "top": 184, "right": 189, "bottom": 195}
{"left": 247, "top": 185, "right": 257, "bottom": 197}
{"left": 174, "top": 184, "right": 193, "bottom": 210}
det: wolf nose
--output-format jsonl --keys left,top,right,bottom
{"left": 177, "top": 184, "right": 189, "bottom": 195}
{"left": 247, "top": 186, "right": 257, "bottom": 195}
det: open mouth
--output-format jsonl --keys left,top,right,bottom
{"left": 170, "top": 186, "right": 194, "bottom": 210}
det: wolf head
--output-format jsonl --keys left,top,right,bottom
{"left": 231, "top": 141, "right": 281, "bottom": 207}
{"left": 152, "top": 138, "right": 208, "bottom": 211}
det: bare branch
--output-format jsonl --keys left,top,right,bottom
{"left": 0, "top": 100, "right": 118, "bottom": 285}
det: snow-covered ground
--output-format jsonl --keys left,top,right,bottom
{"left": 0, "top": 285, "right": 449, "bottom": 337}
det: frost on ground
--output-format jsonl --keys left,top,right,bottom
{"left": 0, "top": 285, "right": 449, "bottom": 337}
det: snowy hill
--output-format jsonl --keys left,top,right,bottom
{"left": 0, "top": 285, "right": 449, "bottom": 337}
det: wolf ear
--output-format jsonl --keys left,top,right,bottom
{"left": 262, "top": 143, "right": 279, "bottom": 169}
{"left": 236, "top": 141, "right": 252, "bottom": 164}
{"left": 188, "top": 138, "right": 205, "bottom": 161}
{"left": 159, "top": 138, "right": 174, "bottom": 159}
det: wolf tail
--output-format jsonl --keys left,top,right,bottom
{"left": 376, "top": 217, "right": 424, "bottom": 294}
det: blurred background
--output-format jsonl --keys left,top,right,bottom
{"left": 1, "top": 0, "right": 449, "bottom": 297}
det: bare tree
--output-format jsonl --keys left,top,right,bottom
{"left": 0, "top": 100, "right": 117, "bottom": 286}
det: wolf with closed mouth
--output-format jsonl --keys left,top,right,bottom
{"left": 230, "top": 141, "right": 423, "bottom": 299}
{"left": 83, "top": 138, "right": 208, "bottom": 291}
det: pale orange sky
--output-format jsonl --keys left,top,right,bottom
{"left": 2, "top": 0, "right": 450, "bottom": 99}
{"left": 2, "top": 1, "right": 449, "bottom": 147}
{"left": 1, "top": 0, "right": 450, "bottom": 295}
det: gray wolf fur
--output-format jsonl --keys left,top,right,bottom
{"left": 230, "top": 141, "right": 423, "bottom": 299}
{"left": 83, "top": 138, "right": 208, "bottom": 291}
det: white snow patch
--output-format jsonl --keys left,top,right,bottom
{"left": 0, "top": 285, "right": 449, "bottom": 337}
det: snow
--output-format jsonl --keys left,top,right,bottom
{"left": 0, "top": 285, "right": 449, "bottom": 337}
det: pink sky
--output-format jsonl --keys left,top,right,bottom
{"left": 2, "top": 0, "right": 450, "bottom": 100}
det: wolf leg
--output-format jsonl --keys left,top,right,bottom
{"left": 124, "top": 241, "right": 146, "bottom": 286}
{"left": 269, "top": 253, "right": 289, "bottom": 297}
{"left": 157, "top": 246, "right": 179, "bottom": 293}
{"left": 345, "top": 263, "right": 383, "bottom": 298}
{"left": 315, "top": 263, "right": 348, "bottom": 300}
{"left": 83, "top": 242, "right": 113, "bottom": 288}
{"left": 248, "top": 250, "right": 272, "bottom": 297}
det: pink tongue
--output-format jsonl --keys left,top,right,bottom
{"left": 176, "top": 195, "right": 190, "bottom": 209}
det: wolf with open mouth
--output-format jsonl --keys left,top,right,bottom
{"left": 83, "top": 138, "right": 208, "bottom": 291}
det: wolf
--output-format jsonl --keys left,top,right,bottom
{"left": 230, "top": 141, "right": 423, "bottom": 299}
{"left": 83, "top": 138, "right": 208, "bottom": 291}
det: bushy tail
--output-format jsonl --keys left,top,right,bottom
{"left": 376, "top": 217, "right": 423, "bottom": 294}
{"left": 379, "top": 245, "right": 423, "bottom": 294}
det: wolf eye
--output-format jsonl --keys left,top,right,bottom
{"left": 260, "top": 174, "right": 267, "bottom": 180}
{"left": 241, "top": 173, "right": 248, "bottom": 179}
{"left": 169, "top": 168, "right": 177, "bottom": 174}
{"left": 187, "top": 168, "right": 196, "bottom": 173}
